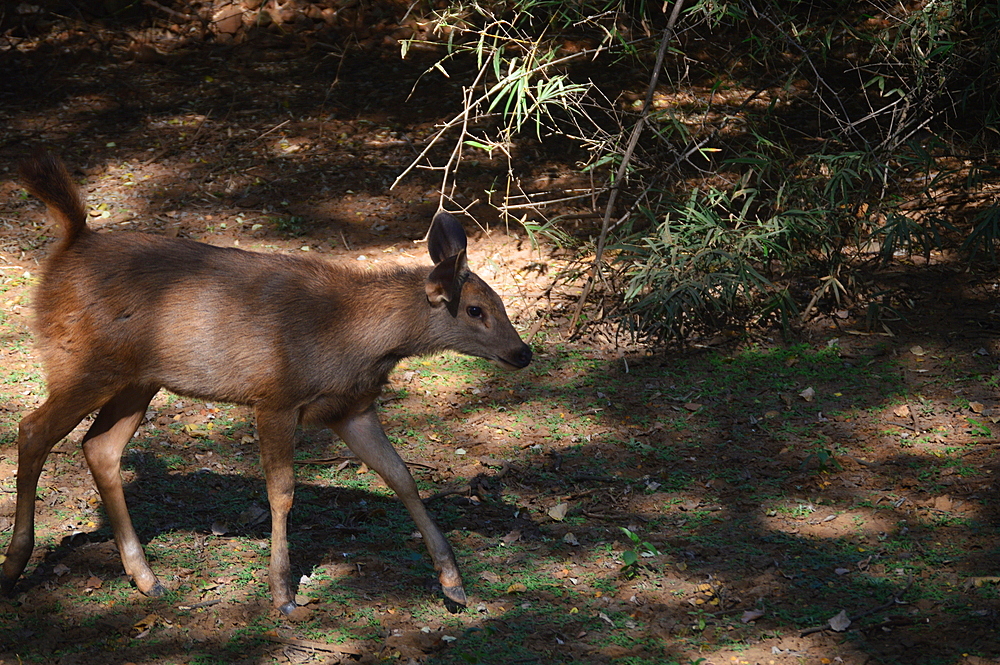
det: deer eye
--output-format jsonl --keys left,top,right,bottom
{"left": 466, "top": 305, "right": 483, "bottom": 319}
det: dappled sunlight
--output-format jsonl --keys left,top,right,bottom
{"left": 2, "top": 1, "right": 1000, "bottom": 663}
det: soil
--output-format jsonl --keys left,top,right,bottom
{"left": 1, "top": 4, "right": 1000, "bottom": 665}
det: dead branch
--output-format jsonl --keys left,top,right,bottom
{"left": 570, "top": 0, "right": 685, "bottom": 329}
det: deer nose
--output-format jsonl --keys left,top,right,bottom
{"left": 511, "top": 343, "right": 532, "bottom": 368}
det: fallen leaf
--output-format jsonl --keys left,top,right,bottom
{"left": 562, "top": 532, "right": 579, "bottom": 546}
{"left": 683, "top": 402, "right": 703, "bottom": 412}
{"left": 480, "top": 571, "right": 501, "bottom": 585}
{"left": 238, "top": 503, "right": 269, "bottom": 527}
{"left": 132, "top": 613, "right": 161, "bottom": 636}
{"left": 506, "top": 582, "right": 527, "bottom": 594}
{"left": 741, "top": 609, "right": 765, "bottom": 623}
{"left": 828, "top": 609, "right": 851, "bottom": 632}
{"left": 799, "top": 386, "right": 815, "bottom": 402}
{"left": 963, "top": 576, "right": 1000, "bottom": 590}
{"left": 548, "top": 502, "right": 569, "bottom": 521}
{"left": 910, "top": 345, "right": 925, "bottom": 356}
{"left": 970, "top": 401, "right": 985, "bottom": 414}
{"left": 893, "top": 404, "right": 911, "bottom": 418}
{"left": 53, "top": 563, "right": 70, "bottom": 577}
{"left": 933, "top": 495, "right": 954, "bottom": 511}
{"left": 501, "top": 529, "right": 521, "bottom": 546}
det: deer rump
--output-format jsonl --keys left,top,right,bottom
{"left": 2, "top": 154, "right": 531, "bottom": 617}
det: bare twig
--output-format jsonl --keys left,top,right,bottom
{"left": 294, "top": 456, "right": 438, "bottom": 470}
{"left": 142, "top": 0, "right": 196, "bottom": 22}
{"left": 247, "top": 119, "right": 291, "bottom": 146}
{"left": 569, "top": 0, "right": 685, "bottom": 330}
{"left": 261, "top": 632, "right": 362, "bottom": 655}
{"left": 391, "top": 44, "right": 609, "bottom": 191}
{"left": 799, "top": 575, "right": 914, "bottom": 637}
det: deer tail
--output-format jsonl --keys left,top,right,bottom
{"left": 19, "top": 153, "right": 90, "bottom": 250}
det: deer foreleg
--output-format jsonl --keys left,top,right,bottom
{"left": 81, "top": 387, "right": 160, "bottom": 595}
{"left": 255, "top": 407, "right": 300, "bottom": 615}
{"left": 332, "top": 407, "right": 466, "bottom": 610}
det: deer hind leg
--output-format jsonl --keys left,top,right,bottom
{"left": 1, "top": 387, "right": 113, "bottom": 594}
{"left": 332, "top": 406, "right": 466, "bottom": 610}
{"left": 81, "top": 386, "right": 160, "bottom": 595}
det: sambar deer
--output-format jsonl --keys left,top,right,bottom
{"left": 2, "top": 154, "right": 532, "bottom": 616}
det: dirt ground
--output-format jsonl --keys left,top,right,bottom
{"left": 1, "top": 4, "right": 1000, "bottom": 665}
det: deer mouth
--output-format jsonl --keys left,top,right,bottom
{"left": 495, "top": 345, "right": 532, "bottom": 369}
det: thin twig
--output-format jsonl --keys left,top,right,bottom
{"left": 799, "top": 575, "right": 914, "bottom": 637}
{"left": 261, "top": 632, "right": 362, "bottom": 655}
{"left": 142, "top": 0, "right": 195, "bottom": 22}
{"left": 569, "top": 0, "right": 685, "bottom": 330}
{"left": 247, "top": 119, "right": 291, "bottom": 146}
{"left": 391, "top": 44, "right": 610, "bottom": 191}
{"left": 293, "top": 456, "right": 437, "bottom": 470}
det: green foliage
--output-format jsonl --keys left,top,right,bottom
{"left": 961, "top": 205, "right": 1000, "bottom": 262}
{"left": 619, "top": 527, "right": 659, "bottom": 577}
{"left": 271, "top": 215, "right": 309, "bottom": 237}
{"left": 398, "top": 0, "right": 1000, "bottom": 342}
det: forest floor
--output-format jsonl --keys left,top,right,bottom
{"left": 1, "top": 4, "right": 999, "bottom": 664}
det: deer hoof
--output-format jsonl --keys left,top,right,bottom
{"left": 144, "top": 582, "right": 167, "bottom": 597}
{"left": 278, "top": 600, "right": 298, "bottom": 616}
{"left": 0, "top": 577, "right": 17, "bottom": 597}
{"left": 442, "top": 584, "right": 467, "bottom": 613}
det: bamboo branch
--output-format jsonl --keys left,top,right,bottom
{"left": 569, "top": 0, "right": 685, "bottom": 330}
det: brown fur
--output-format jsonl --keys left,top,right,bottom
{"left": 2, "top": 154, "right": 532, "bottom": 615}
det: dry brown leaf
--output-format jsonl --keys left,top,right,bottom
{"left": 500, "top": 529, "right": 522, "bottom": 547}
{"left": 132, "top": 613, "right": 161, "bottom": 636}
{"left": 548, "top": 502, "right": 569, "bottom": 521}
{"left": 480, "top": 570, "right": 501, "bottom": 584}
{"left": 828, "top": 609, "right": 851, "bottom": 632}
{"left": 964, "top": 576, "right": 1000, "bottom": 590}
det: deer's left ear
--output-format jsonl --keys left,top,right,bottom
{"left": 425, "top": 249, "right": 467, "bottom": 310}
{"left": 427, "top": 211, "right": 468, "bottom": 265}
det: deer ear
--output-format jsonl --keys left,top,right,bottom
{"left": 427, "top": 211, "right": 467, "bottom": 265}
{"left": 425, "top": 249, "right": 467, "bottom": 310}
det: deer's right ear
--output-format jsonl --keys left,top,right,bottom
{"left": 427, "top": 211, "right": 468, "bottom": 265}
{"left": 425, "top": 249, "right": 466, "bottom": 311}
